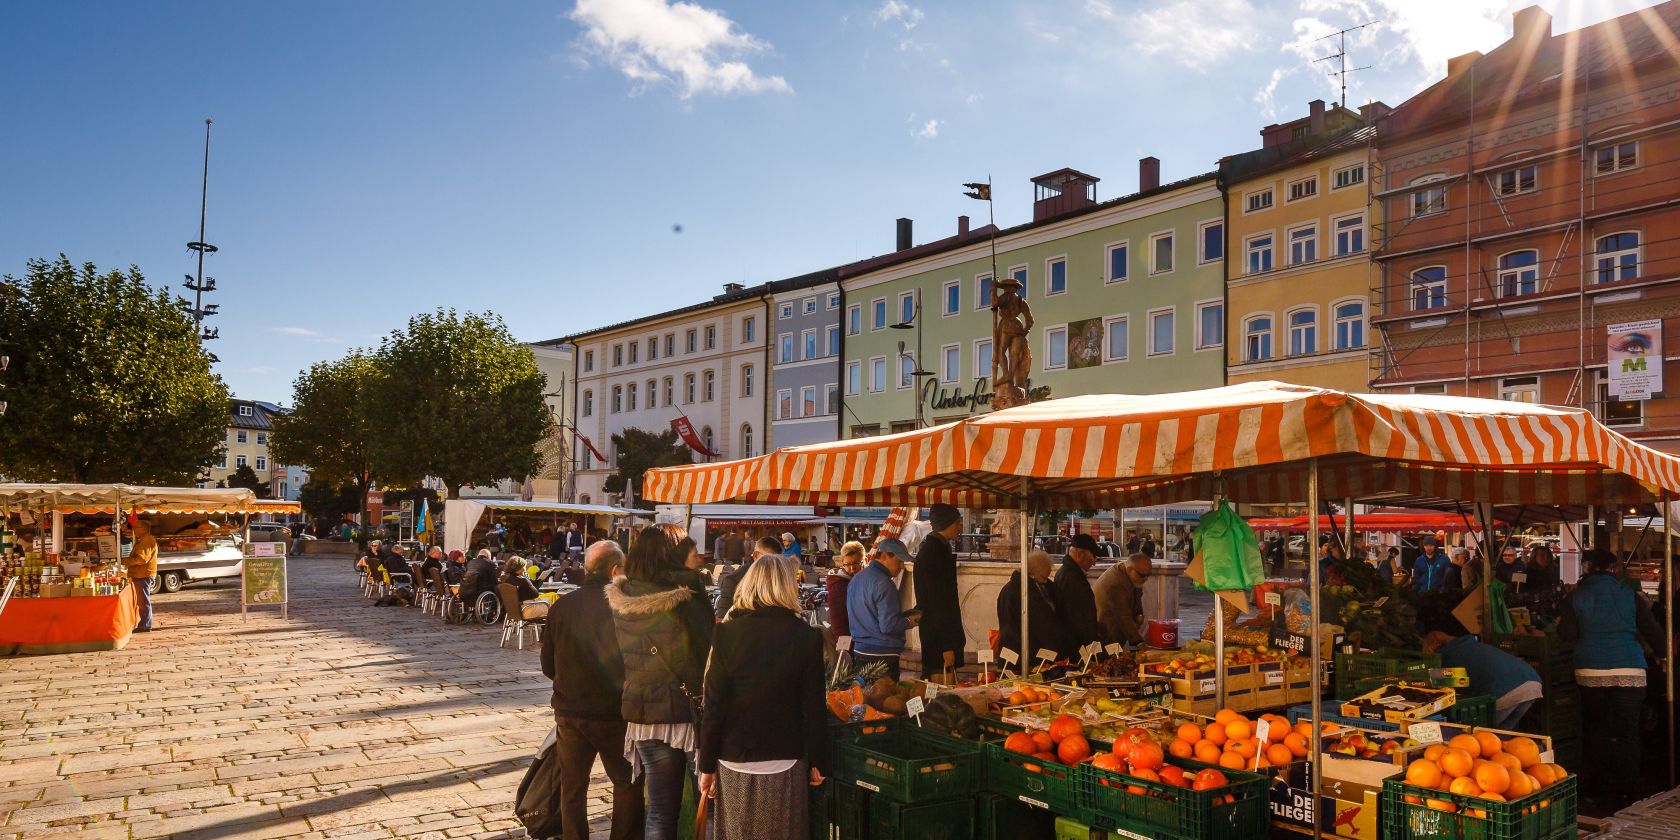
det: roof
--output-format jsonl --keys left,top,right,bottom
{"left": 229, "top": 399, "right": 283, "bottom": 431}
{"left": 1220, "top": 125, "right": 1375, "bottom": 186}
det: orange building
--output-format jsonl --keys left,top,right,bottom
{"left": 1370, "top": 2, "right": 1680, "bottom": 453}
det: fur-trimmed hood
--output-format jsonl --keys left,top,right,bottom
{"left": 605, "top": 577, "right": 695, "bottom": 617}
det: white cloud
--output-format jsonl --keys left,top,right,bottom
{"left": 1090, "top": 0, "right": 1259, "bottom": 71}
{"left": 913, "top": 118, "right": 940, "bottom": 139}
{"left": 872, "top": 0, "right": 924, "bottom": 30}
{"left": 1254, "top": 67, "right": 1293, "bottom": 120}
{"left": 270, "top": 326, "right": 340, "bottom": 343}
{"left": 1361, "top": 0, "right": 1509, "bottom": 79}
{"left": 570, "top": 0, "right": 791, "bottom": 98}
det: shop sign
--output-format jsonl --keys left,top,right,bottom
{"left": 1607, "top": 319, "right": 1662, "bottom": 399}
{"left": 242, "top": 551, "right": 288, "bottom": 620}
{"left": 919, "top": 377, "right": 1051, "bottom": 415}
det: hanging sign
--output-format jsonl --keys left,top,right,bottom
{"left": 1607, "top": 319, "right": 1662, "bottom": 399}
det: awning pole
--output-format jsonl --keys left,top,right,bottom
{"left": 1665, "top": 490, "right": 1675, "bottom": 788}
{"left": 1020, "top": 498, "right": 1031, "bottom": 671}
{"left": 1308, "top": 458, "right": 1322, "bottom": 840}
{"left": 1477, "top": 502, "right": 1496, "bottom": 635}
{"left": 1344, "top": 497, "right": 1354, "bottom": 559}
{"left": 1214, "top": 479, "right": 1226, "bottom": 708}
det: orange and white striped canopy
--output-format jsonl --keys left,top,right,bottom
{"left": 643, "top": 382, "right": 1680, "bottom": 509}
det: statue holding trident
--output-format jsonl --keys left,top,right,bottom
{"left": 990, "top": 274, "right": 1035, "bottom": 409}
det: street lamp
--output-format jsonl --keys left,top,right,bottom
{"left": 890, "top": 300, "right": 935, "bottom": 429}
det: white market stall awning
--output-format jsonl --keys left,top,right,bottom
{"left": 0, "top": 484, "right": 259, "bottom": 515}
{"left": 442, "top": 498, "right": 641, "bottom": 555}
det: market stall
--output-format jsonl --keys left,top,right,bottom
{"left": 441, "top": 498, "right": 642, "bottom": 556}
{"left": 645, "top": 382, "right": 1680, "bottom": 838}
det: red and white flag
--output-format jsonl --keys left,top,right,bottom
{"left": 670, "top": 416, "right": 718, "bottom": 458}
{"left": 569, "top": 426, "right": 607, "bottom": 463}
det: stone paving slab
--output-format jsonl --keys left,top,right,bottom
{"left": 0, "top": 554, "right": 623, "bottom": 839}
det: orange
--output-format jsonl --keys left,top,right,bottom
{"left": 1009, "top": 690, "right": 1029, "bottom": 705}
{"left": 1194, "top": 740, "right": 1222, "bottom": 764}
{"left": 1474, "top": 732, "right": 1504, "bottom": 759}
{"left": 1224, "top": 717, "right": 1253, "bottom": 742}
{"left": 1266, "top": 743, "right": 1295, "bottom": 766}
{"left": 1091, "top": 752, "right": 1125, "bottom": 772}
{"left": 1489, "top": 752, "right": 1523, "bottom": 775}
{"left": 1439, "top": 748, "right": 1475, "bottom": 779}
{"left": 1205, "top": 722, "right": 1229, "bottom": 746}
{"left": 1215, "top": 708, "right": 1242, "bottom": 724}
{"left": 1527, "top": 764, "right": 1557, "bottom": 788}
{"left": 1449, "top": 734, "right": 1483, "bottom": 759}
{"left": 1294, "top": 721, "right": 1314, "bottom": 739}
{"left": 1177, "top": 723, "right": 1203, "bottom": 744}
{"left": 1425, "top": 799, "right": 1458, "bottom": 813}
{"left": 1169, "top": 739, "right": 1194, "bottom": 759}
{"left": 1504, "top": 737, "right": 1541, "bottom": 769}
{"left": 1544, "top": 764, "right": 1568, "bottom": 781}
{"left": 1405, "top": 759, "right": 1443, "bottom": 789}
{"left": 1448, "top": 777, "right": 1483, "bottom": 797}
{"left": 1284, "top": 732, "right": 1309, "bottom": 758}
{"left": 1218, "top": 750, "right": 1246, "bottom": 770}
{"left": 1474, "top": 762, "right": 1511, "bottom": 795}
{"left": 1228, "top": 738, "right": 1259, "bottom": 760}
{"left": 1505, "top": 771, "right": 1535, "bottom": 799}
{"left": 1423, "top": 744, "right": 1448, "bottom": 763}
{"left": 1480, "top": 792, "right": 1507, "bottom": 802}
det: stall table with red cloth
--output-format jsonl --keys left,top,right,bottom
{"left": 0, "top": 586, "right": 138, "bottom": 655}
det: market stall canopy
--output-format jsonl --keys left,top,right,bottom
{"left": 0, "top": 484, "right": 259, "bottom": 514}
{"left": 251, "top": 499, "right": 303, "bottom": 515}
{"left": 1245, "top": 510, "right": 1505, "bottom": 533}
{"left": 642, "top": 382, "right": 1680, "bottom": 510}
{"left": 442, "top": 498, "right": 643, "bottom": 555}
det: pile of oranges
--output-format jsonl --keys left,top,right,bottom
{"left": 1165, "top": 710, "right": 1313, "bottom": 771}
{"left": 1002, "top": 714, "right": 1093, "bottom": 765}
{"left": 1401, "top": 732, "right": 1568, "bottom": 814}
{"left": 1006, "top": 684, "right": 1060, "bottom": 707}
{"left": 1088, "top": 726, "right": 1233, "bottom": 797}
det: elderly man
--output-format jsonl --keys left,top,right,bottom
{"left": 1094, "top": 552, "right": 1152, "bottom": 647}
{"left": 1053, "top": 534, "right": 1102, "bottom": 659}
{"left": 997, "top": 549, "right": 1064, "bottom": 661}
{"left": 542, "top": 540, "right": 642, "bottom": 840}
{"left": 1444, "top": 548, "right": 1481, "bottom": 593}
{"left": 847, "top": 539, "right": 920, "bottom": 679}
{"left": 125, "top": 519, "right": 160, "bottom": 632}
{"left": 716, "top": 536, "right": 779, "bottom": 619}
{"left": 913, "top": 504, "right": 965, "bottom": 678}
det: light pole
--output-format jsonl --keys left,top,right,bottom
{"left": 889, "top": 298, "right": 934, "bottom": 428}
{"left": 183, "top": 118, "right": 221, "bottom": 361}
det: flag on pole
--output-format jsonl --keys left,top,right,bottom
{"left": 962, "top": 181, "right": 991, "bottom": 201}
{"left": 416, "top": 498, "right": 429, "bottom": 534}
{"left": 671, "top": 416, "right": 719, "bottom": 458}
{"left": 570, "top": 426, "right": 608, "bottom": 463}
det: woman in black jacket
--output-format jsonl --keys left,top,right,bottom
{"left": 697, "top": 555, "right": 828, "bottom": 840}
{"left": 997, "top": 549, "right": 1068, "bottom": 661}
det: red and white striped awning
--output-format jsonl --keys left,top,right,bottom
{"left": 642, "top": 382, "right": 1680, "bottom": 509}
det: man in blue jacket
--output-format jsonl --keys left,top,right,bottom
{"left": 1411, "top": 536, "right": 1452, "bottom": 593}
{"left": 1420, "top": 615, "right": 1542, "bottom": 728}
{"left": 846, "top": 539, "right": 920, "bottom": 679}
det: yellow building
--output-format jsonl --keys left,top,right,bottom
{"left": 204, "top": 399, "right": 283, "bottom": 492}
{"left": 1221, "top": 101, "right": 1384, "bottom": 390}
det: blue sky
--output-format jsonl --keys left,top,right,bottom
{"left": 1, "top": 0, "right": 1663, "bottom": 400}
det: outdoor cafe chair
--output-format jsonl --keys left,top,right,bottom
{"left": 425, "top": 568, "right": 453, "bottom": 618}
{"left": 496, "top": 583, "right": 540, "bottom": 649}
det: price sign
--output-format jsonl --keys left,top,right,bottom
{"left": 836, "top": 635, "right": 853, "bottom": 651}
{"left": 906, "top": 696, "right": 925, "bottom": 725}
{"left": 1268, "top": 626, "right": 1309, "bottom": 655}
{"left": 1511, "top": 572, "right": 1528, "bottom": 584}
{"left": 1105, "top": 642, "right": 1124, "bottom": 656}
{"left": 925, "top": 682, "right": 939, "bottom": 700}
{"left": 1266, "top": 671, "right": 1284, "bottom": 685}
{"left": 1254, "top": 718, "right": 1271, "bottom": 767}
{"left": 1409, "top": 721, "right": 1444, "bottom": 744}
{"left": 1373, "top": 596, "right": 1390, "bottom": 608}
{"left": 1035, "top": 648, "right": 1057, "bottom": 663}
{"left": 976, "top": 648, "right": 995, "bottom": 664}
{"left": 1080, "top": 642, "right": 1099, "bottom": 668}
{"left": 1264, "top": 591, "right": 1282, "bottom": 606}
{"left": 1197, "top": 678, "right": 1217, "bottom": 693}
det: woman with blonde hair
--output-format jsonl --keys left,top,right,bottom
{"left": 698, "top": 556, "right": 829, "bottom": 840}
{"left": 826, "top": 540, "right": 866, "bottom": 638}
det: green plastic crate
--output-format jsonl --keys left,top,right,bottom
{"left": 984, "top": 739, "right": 1083, "bottom": 813}
{"left": 833, "top": 722, "right": 984, "bottom": 803}
{"left": 980, "top": 792, "right": 1058, "bottom": 840}
{"left": 1057, "top": 815, "right": 1100, "bottom": 840}
{"left": 1443, "top": 694, "right": 1494, "bottom": 726}
{"left": 825, "top": 779, "right": 870, "bottom": 840}
{"left": 1334, "top": 649, "right": 1441, "bottom": 700}
{"left": 1381, "top": 774, "right": 1577, "bottom": 840}
{"left": 1075, "top": 758, "right": 1271, "bottom": 840}
{"left": 868, "top": 794, "right": 976, "bottom": 840}
{"left": 810, "top": 782, "right": 831, "bottom": 840}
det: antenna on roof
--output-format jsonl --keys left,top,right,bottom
{"left": 1311, "top": 21, "right": 1378, "bottom": 110}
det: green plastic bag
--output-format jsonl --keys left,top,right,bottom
{"left": 1488, "top": 579, "right": 1514, "bottom": 635}
{"left": 1192, "top": 500, "right": 1265, "bottom": 591}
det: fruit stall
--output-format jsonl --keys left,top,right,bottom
{"left": 644, "top": 382, "right": 1680, "bottom": 838}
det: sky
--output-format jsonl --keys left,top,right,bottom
{"left": 1, "top": 0, "right": 1666, "bottom": 401}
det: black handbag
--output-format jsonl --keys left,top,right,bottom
{"left": 514, "top": 730, "right": 566, "bottom": 839}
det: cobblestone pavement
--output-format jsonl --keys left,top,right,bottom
{"left": 0, "top": 555, "right": 615, "bottom": 840}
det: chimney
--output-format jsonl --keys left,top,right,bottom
{"left": 1360, "top": 101, "right": 1391, "bottom": 124}
{"left": 1309, "top": 99, "right": 1326, "bottom": 135}
{"left": 957, "top": 215, "right": 970, "bottom": 237}
{"left": 722, "top": 282, "right": 744, "bottom": 295}
{"left": 1138, "top": 157, "right": 1160, "bottom": 192}
{"left": 896, "top": 217, "right": 913, "bottom": 251}
{"left": 1512, "top": 5, "right": 1552, "bottom": 42}
{"left": 1447, "top": 51, "right": 1482, "bottom": 77}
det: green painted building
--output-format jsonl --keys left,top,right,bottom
{"left": 839, "top": 163, "right": 1226, "bottom": 435}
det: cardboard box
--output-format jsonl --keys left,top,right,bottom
{"left": 1341, "top": 684, "right": 1455, "bottom": 724}
{"left": 1268, "top": 747, "right": 1404, "bottom": 838}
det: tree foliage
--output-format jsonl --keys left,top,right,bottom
{"left": 297, "top": 480, "right": 360, "bottom": 522}
{"left": 270, "top": 351, "right": 380, "bottom": 533}
{"left": 0, "top": 256, "right": 229, "bottom": 483}
{"left": 225, "top": 463, "right": 271, "bottom": 496}
{"left": 604, "top": 427, "right": 692, "bottom": 495}
{"left": 366, "top": 309, "right": 552, "bottom": 497}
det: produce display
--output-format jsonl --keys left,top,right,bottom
{"left": 1400, "top": 732, "right": 1568, "bottom": 811}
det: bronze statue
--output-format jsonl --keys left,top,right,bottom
{"left": 990, "top": 276, "right": 1034, "bottom": 409}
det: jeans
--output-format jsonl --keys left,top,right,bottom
{"left": 1580, "top": 684, "right": 1645, "bottom": 804}
{"left": 633, "top": 739, "right": 687, "bottom": 840}
{"left": 557, "top": 717, "right": 642, "bottom": 840}
{"left": 132, "top": 577, "right": 154, "bottom": 631}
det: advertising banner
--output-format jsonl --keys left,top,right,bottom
{"left": 1607, "top": 319, "right": 1662, "bottom": 400}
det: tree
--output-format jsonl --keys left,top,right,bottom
{"left": 270, "top": 352, "right": 379, "bottom": 535}
{"left": 366, "top": 309, "right": 552, "bottom": 497}
{"left": 604, "top": 427, "right": 692, "bottom": 496}
{"left": 225, "top": 464, "right": 271, "bottom": 496}
{"left": 297, "top": 480, "right": 360, "bottom": 522}
{"left": 0, "top": 256, "right": 228, "bottom": 483}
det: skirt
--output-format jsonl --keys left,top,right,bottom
{"left": 715, "top": 761, "right": 808, "bottom": 840}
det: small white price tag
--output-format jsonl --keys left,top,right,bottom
{"left": 1511, "top": 572, "right": 1528, "bottom": 584}
{"left": 1083, "top": 702, "right": 1098, "bottom": 718}
{"left": 1253, "top": 718, "right": 1270, "bottom": 769}
{"left": 1373, "top": 596, "right": 1390, "bottom": 608}
{"left": 1409, "top": 721, "right": 1444, "bottom": 744}
{"left": 1539, "top": 749, "right": 1554, "bottom": 764}
{"left": 906, "top": 696, "right": 925, "bottom": 725}
{"left": 1080, "top": 642, "right": 1098, "bottom": 667}
{"left": 1000, "top": 648, "right": 1019, "bottom": 665}
{"left": 1264, "top": 591, "right": 1282, "bottom": 606}
{"left": 976, "top": 648, "right": 995, "bottom": 664}
{"left": 836, "top": 635, "right": 853, "bottom": 651}
{"left": 1266, "top": 671, "right": 1284, "bottom": 685}
{"left": 1197, "top": 678, "right": 1217, "bottom": 693}
{"left": 1035, "top": 648, "right": 1057, "bottom": 663}
{"left": 1105, "top": 642, "right": 1124, "bottom": 656}
{"left": 925, "top": 682, "right": 939, "bottom": 700}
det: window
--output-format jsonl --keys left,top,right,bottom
{"left": 778, "top": 334, "right": 794, "bottom": 363}
{"left": 1334, "top": 214, "right": 1365, "bottom": 256}
{"left": 584, "top": 350, "right": 594, "bottom": 372}
{"left": 941, "top": 344, "right": 960, "bottom": 383}
{"left": 646, "top": 379, "right": 657, "bottom": 408}
{"left": 1046, "top": 258, "right": 1067, "bottom": 295}
{"left": 898, "top": 354, "right": 914, "bottom": 388}
{"left": 899, "top": 292, "right": 916, "bottom": 325}
{"left": 1286, "top": 176, "right": 1318, "bottom": 202}
{"left": 779, "top": 303, "right": 793, "bottom": 319}
{"left": 1105, "top": 243, "right": 1128, "bottom": 283}
{"left": 279, "top": 482, "right": 287, "bottom": 498}
{"left": 1411, "top": 266, "right": 1447, "bottom": 310}
{"left": 1288, "top": 224, "right": 1317, "bottom": 266}
{"left": 237, "top": 430, "right": 248, "bottom": 444}
{"left": 1199, "top": 221, "right": 1223, "bottom": 264}
{"left": 1245, "top": 233, "right": 1274, "bottom": 275}
{"left": 1244, "top": 316, "right": 1273, "bottom": 362}
{"left": 701, "top": 427, "right": 713, "bottom": 455}
{"left": 663, "top": 377, "right": 673, "bottom": 406}
{"left": 1496, "top": 165, "right": 1537, "bottom": 196}
{"left": 1148, "top": 308, "right": 1175, "bottom": 356}
{"left": 1287, "top": 308, "right": 1317, "bottom": 356}
{"left": 1332, "top": 164, "right": 1365, "bottom": 190}
{"left": 255, "top": 456, "right": 266, "bottom": 471}
{"left": 847, "top": 304, "right": 862, "bottom": 335}
{"left": 651, "top": 337, "right": 663, "bottom": 361}
{"left": 828, "top": 292, "right": 841, "bottom": 309}
{"left": 803, "top": 298, "right": 817, "bottom": 315}
{"left": 1595, "top": 142, "right": 1637, "bottom": 175}
{"left": 1045, "top": 326, "right": 1068, "bottom": 369}
{"left": 802, "top": 329, "right": 817, "bottom": 360}
{"left": 1497, "top": 250, "right": 1539, "bottom": 297}
{"left": 942, "top": 280, "right": 960, "bottom": 315}
{"left": 1597, "top": 375, "right": 1643, "bottom": 426}
{"left": 872, "top": 298, "right": 887, "bottom": 330}
{"left": 976, "top": 274, "right": 994, "bottom": 308}
{"left": 846, "top": 360, "right": 862, "bottom": 395}
{"left": 238, "top": 405, "right": 253, "bottom": 417}
{"left": 741, "top": 316, "right": 755, "bottom": 343}
{"left": 800, "top": 386, "right": 816, "bottom": 416}
{"left": 826, "top": 384, "right": 839, "bottom": 414}
{"left": 217, "top": 453, "right": 227, "bottom": 469}
{"left": 1010, "top": 266, "right": 1028, "bottom": 299}
{"left": 703, "top": 370, "right": 715, "bottom": 401}
{"left": 665, "top": 334, "right": 675, "bottom": 356}
{"left": 684, "top": 374, "right": 696, "bottom": 403}
{"left": 1333, "top": 301, "right": 1365, "bottom": 350}
{"left": 1195, "top": 301, "right": 1223, "bottom": 350}
{"left": 1104, "top": 316, "right": 1129, "bottom": 362}
{"left": 1409, "top": 176, "right": 1447, "bottom": 217}
{"left": 704, "top": 326, "right": 715, "bottom": 350}
{"left": 1412, "top": 384, "right": 1447, "bottom": 395}
{"left": 1150, "top": 232, "right": 1174, "bottom": 274}
{"left": 741, "top": 424, "right": 754, "bottom": 458}
{"left": 741, "top": 365, "right": 754, "bottom": 397}
{"left": 870, "top": 357, "right": 886, "bottom": 392}
{"left": 1500, "top": 376, "right": 1539, "bottom": 403}
{"left": 613, "top": 344, "right": 624, "bottom": 366}
{"left": 236, "top": 454, "right": 247, "bottom": 468}
{"left": 686, "top": 330, "right": 697, "bottom": 353}
{"left": 626, "top": 383, "right": 637, "bottom": 411}
{"left": 827, "top": 325, "right": 840, "bottom": 356}
{"left": 1596, "top": 232, "right": 1640, "bottom": 283}
{"left": 778, "top": 389, "right": 793, "bottom": 419}
{"left": 1246, "top": 189, "right": 1274, "bottom": 212}
{"left": 582, "top": 389, "right": 594, "bottom": 416}
{"left": 628, "top": 342, "right": 638, "bottom": 364}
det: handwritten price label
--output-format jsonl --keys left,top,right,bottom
{"left": 976, "top": 648, "right": 995, "bottom": 664}
{"left": 1000, "top": 648, "right": 1019, "bottom": 665}
{"left": 1409, "top": 722, "right": 1444, "bottom": 744}
{"left": 836, "top": 635, "right": 852, "bottom": 651}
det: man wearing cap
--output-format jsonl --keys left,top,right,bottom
{"left": 846, "top": 539, "right": 920, "bottom": 679}
{"left": 1094, "top": 552, "right": 1152, "bottom": 647}
{"left": 1054, "top": 534, "right": 1102, "bottom": 658}
{"left": 913, "top": 504, "right": 965, "bottom": 679}
{"left": 1412, "top": 536, "right": 1452, "bottom": 593}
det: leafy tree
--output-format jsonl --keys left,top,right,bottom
{"left": 366, "top": 309, "right": 552, "bottom": 497}
{"left": 225, "top": 463, "right": 271, "bottom": 496}
{"left": 297, "top": 480, "right": 360, "bottom": 522}
{"left": 0, "top": 256, "right": 228, "bottom": 483}
{"left": 270, "top": 352, "right": 380, "bottom": 535}
{"left": 604, "top": 427, "right": 692, "bottom": 496}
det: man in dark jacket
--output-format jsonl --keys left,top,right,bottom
{"left": 1053, "top": 534, "right": 1102, "bottom": 659}
{"left": 542, "top": 541, "right": 642, "bottom": 840}
{"left": 716, "top": 536, "right": 779, "bottom": 619}
{"left": 913, "top": 504, "right": 965, "bottom": 679}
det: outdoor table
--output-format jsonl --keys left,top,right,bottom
{"left": 0, "top": 586, "right": 138, "bottom": 655}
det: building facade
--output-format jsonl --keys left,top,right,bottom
{"left": 205, "top": 399, "right": 301, "bottom": 498}
{"left": 769, "top": 278, "right": 846, "bottom": 448}
{"left": 1222, "top": 101, "right": 1383, "bottom": 390}
{"left": 841, "top": 163, "right": 1227, "bottom": 435}
{"left": 1370, "top": 3, "right": 1680, "bottom": 453}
